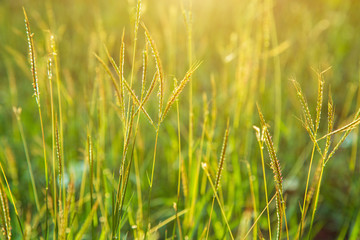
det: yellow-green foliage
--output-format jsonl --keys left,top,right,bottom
{"left": 1, "top": 0, "right": 360, "bottom": 239}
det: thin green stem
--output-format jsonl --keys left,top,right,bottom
{"left": 145, "top": 127, "right": 160, "bottom": 239}
{"left": 259, "top": 141, "right": 272, "bottom": 240}
{"left": 298, "top": 142, "right": 316, "bottom": 238}
{"left": 13, "top": 109, "right": 40, "bottom": 211}
{"left": 242, "top": 194, "right": 277, "bottom": 240}
{"left": 307, "top": 161, "right": 325, "bottom": 239}
{"left": 182, "top": 1, "right": 193, "bottom": 171}
{"left": 203, "top": 164, "right": 234, "bottom": 240}
{"left": 38, "top": 105, "right": 49, "bottom": 240}
{"left": 173, "top": 89, "right": 183, "bottom": 239}
{"left": 48, "top": 53, "right": 57, "bottom": 239}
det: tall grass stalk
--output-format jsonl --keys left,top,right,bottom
{"left": 257, "top": 105, "right": 286, "bottom": 240}
{"left": 5, "top": 2, "right": 360, "bottom": 239}
{"left": 113, "top": 105, "right": 136, "bottom": 238}
{"left": 182, "top": 0, "right": 194, "bottom": 177}
{"left": 293, "top": 70, "right": 326, "bottom": 238}
{"left": 50, "top": 34, "right": 65, "bottom": 234}
{"left": 47, "top": 36, "right": 58, "bottom": 238}
{"left": 291, "top": 69, "right": 360, "bottom": 238}
{"left": 308, "top": 108, "right": 360, "bottom": 239}
{"left": 23, "top": 8, "right": 49, "bottom": 238}
{"left": 142, "top": 24, "right": 198, "bottom": 237}
{"left": 38, "top": 101, "right": 49, "bottom": 238}
{"left": 173, "top": 77, "right": 184, "bottom": 240}
{"left": 125, "top": 0, "right": 142, "bottom": 140}
{"left": 131, "top": 45, "right": 149, "bottom": 238}
{"left": 254, "top": 125, "right": 272, "bottom": 239}
{"left": 298, "top": 142, "right": 316, "bottom": 238}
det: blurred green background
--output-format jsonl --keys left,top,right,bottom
{"left": 1, "top": 0, "right": 360, "bottom": 239}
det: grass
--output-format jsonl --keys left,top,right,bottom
{"left": 1, "top": 0, "right": 360, "bottom": 239}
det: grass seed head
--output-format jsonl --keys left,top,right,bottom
{"left": 214, "top": 120, "right": 230, "bottom": 191}
{"left": 143, "top": 23, "right": 164, "bottom": 118}
{"left": 257, "top": 105, "right": 283, "bottom": 194}
{"left": 23, "top": 8, "right": 40, "bottom": 105}
{"left": 292, "top": 79, "right": 314, "bottom": 133}
{"left": 161, "top": 62, "right": 200, "bottom": 122}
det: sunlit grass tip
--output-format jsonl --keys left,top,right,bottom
{"left": 23, "top": 8, "right": 40, "bottom": 105}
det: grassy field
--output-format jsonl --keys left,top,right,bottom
{"left": 1, "top": 0, "right": 360, "bottom": 239}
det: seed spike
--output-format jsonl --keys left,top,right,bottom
{"left": 23, "top": 8, "right": 40, "bottom": 105}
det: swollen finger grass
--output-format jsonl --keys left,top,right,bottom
{"left": 293, "top": 68, "right": 326, "bottom": 239}
{"left": 292, "top": 71, "right": 360, "bottom": 239}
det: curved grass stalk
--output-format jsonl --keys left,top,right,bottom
{"left": 202, "top": 161, "right": 234, "bottom": 240}
{"left": 149, "top": 209, "right": 188, "bottom": 234}
{"left": 242, "top": 194, "right": 277, "bottom": 240}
